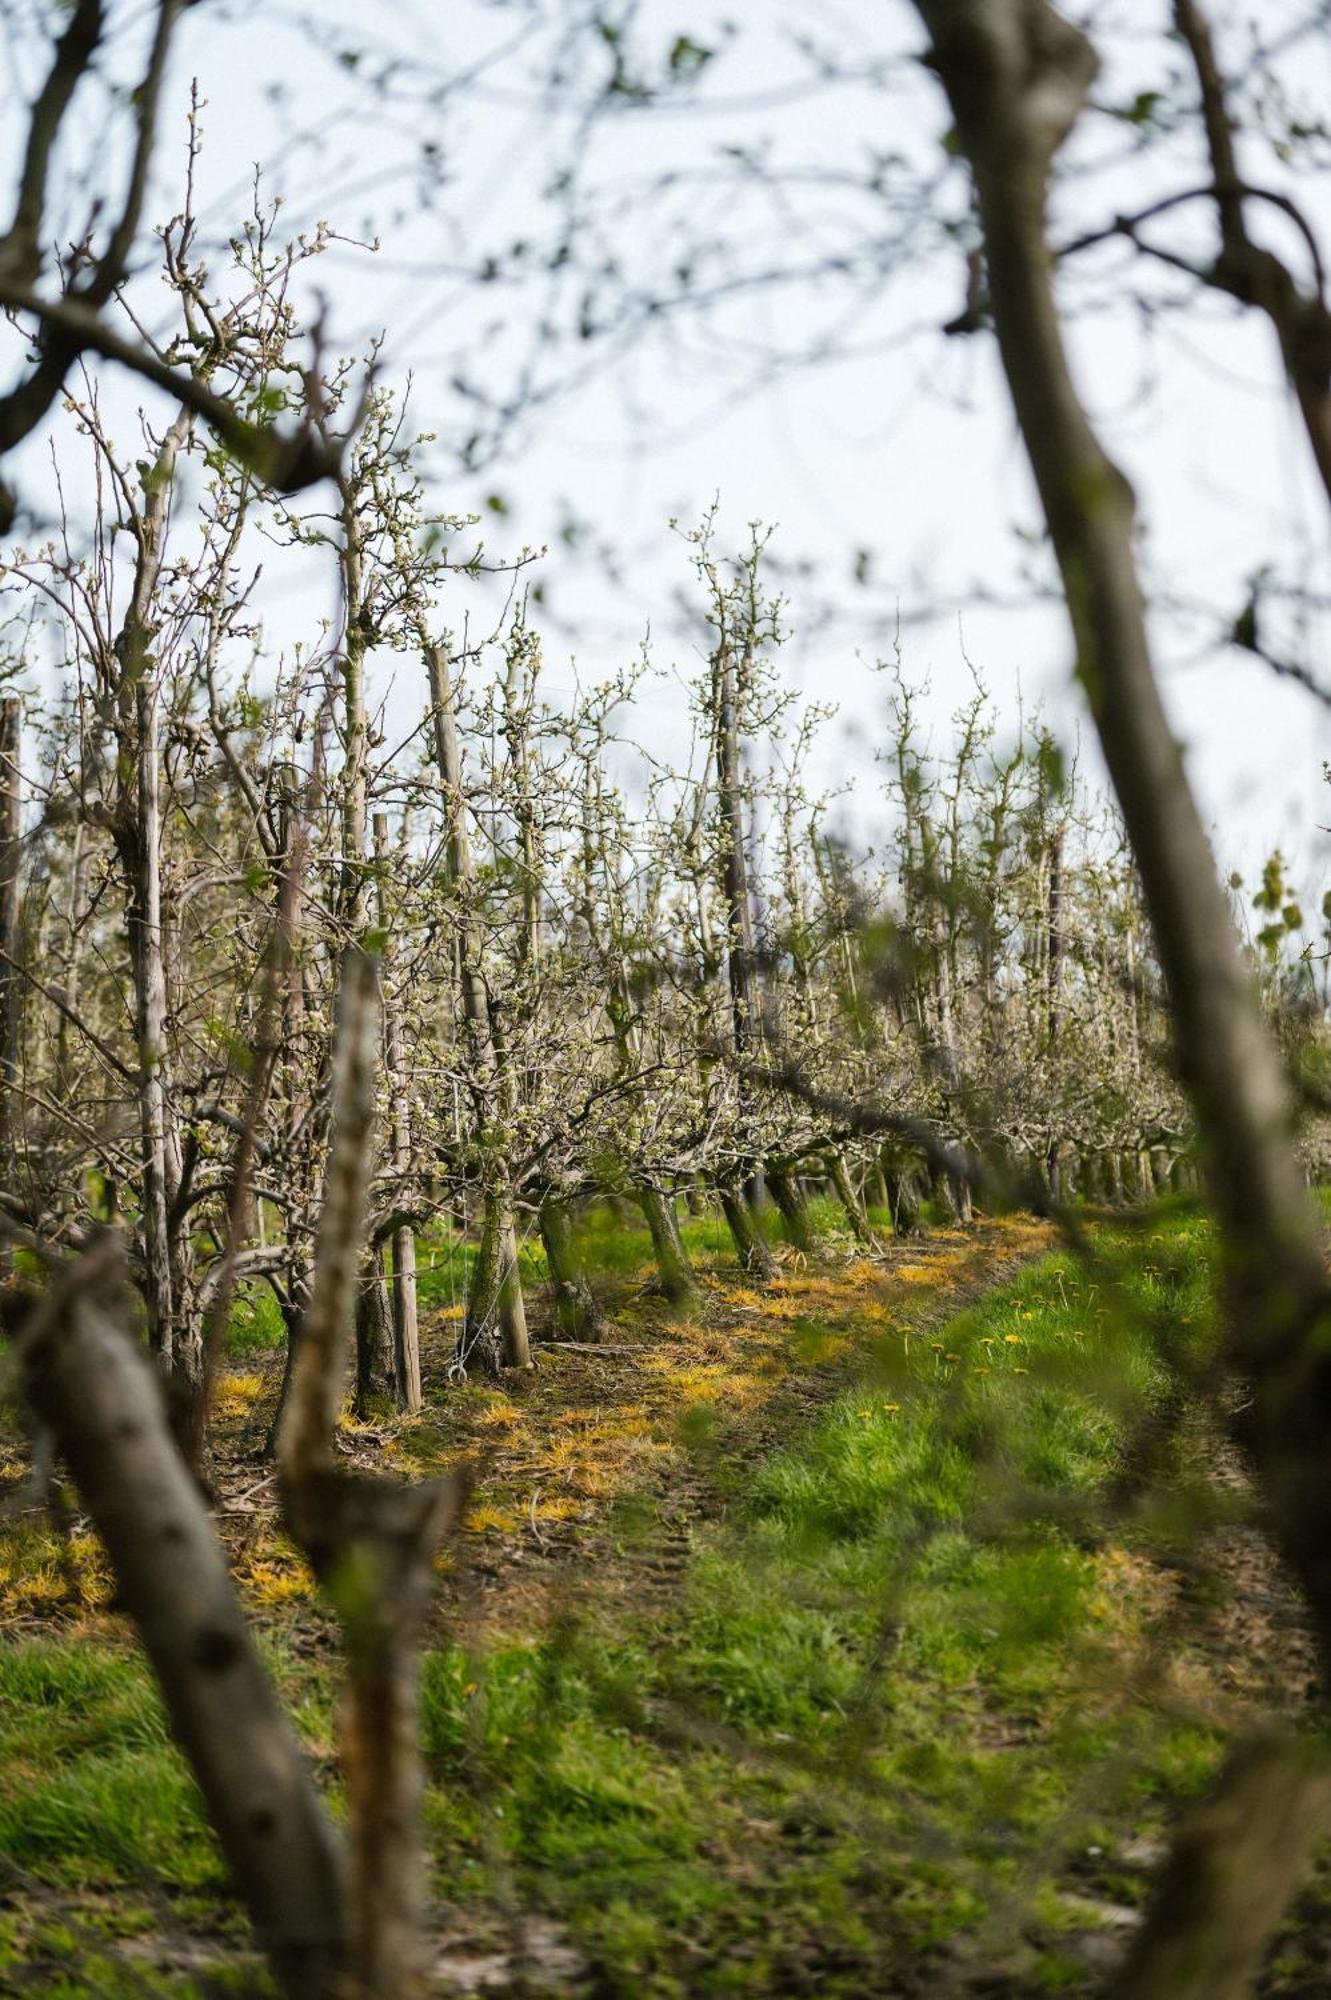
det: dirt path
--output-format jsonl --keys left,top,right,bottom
{"left": 19, "top": 1211, "right": 1326, "bottom": 1997}
{"left": 381, "top": 1216, "right": 1055, "bottom": 1649}
{"left": 192, "top": 1213, "right": 1056, "bottom": 1653}
{"left": 29, "top": 1214, "right": 1032, "bottom": 1997}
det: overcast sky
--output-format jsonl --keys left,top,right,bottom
{"left": 7, "top": 0, "right": 1331, "bottom": 883}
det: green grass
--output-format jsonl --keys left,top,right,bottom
{"left": 0, "top": 1637, "right": 341, "bottom": 1995}
{"left": 4, "top": 1204, "right": 1284, "bottom": 1996}
{"left": 403, "top": 1208, "right": 1243, "bottom": 1993}
{"left": 224, "top": 1282, "right": 285, "bottom": 1356}
{"left": 223, "top": 1188, "right": 871, "bottom": 1357}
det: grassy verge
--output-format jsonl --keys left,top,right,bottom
{"left": 3, "top": 1205, "right": 1321, "bottom": 1995}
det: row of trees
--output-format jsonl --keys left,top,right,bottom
{"left": 0, "top": 193, "right": 1243, "bottom": 1450}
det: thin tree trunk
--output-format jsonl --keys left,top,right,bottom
{"left": 497, "top": 1209, "right": 530, "bottom": 1366}
{"left": 0, "top": 698, "right": 19, "bottom": 1231}
{"left": 426, "top": 641, "right": 529, "bottom": 1372}
{"left": 131, "top": 674, "right": 180, "bottom": 1373}
{"left": 884, "top": 1166, "right": 921, "bottom": 1237}
{"left": 1104, "top": 1732, "right": 1331, "bottom": 2000}
{"left": 914, "top": 0, "right": 1331, "bottom": 1973}
{"left": 279, "top": 950, "right": 464, "bottom": 1998}
{"left": 373, "top": 813, "right": 421, "bottom": 1411}
{"left": 110, "top": 405, "right": 192, "bottom": 1385}
{"left": 461, "top": 1187, "right": 504, "bottom": 1375}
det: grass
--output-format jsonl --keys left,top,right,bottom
{"left": 395, "top": 1213, "right": 1231, "bottom": 1994}
{"left": 224, "top": 1192, "right": 872, "bottom": 1356}
{"left": 2, "top": 1200, "right": 1317, "bottom": 1995}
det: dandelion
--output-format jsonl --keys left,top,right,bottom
{"left": 1004, "top": 1333, "right": 1023, "bottom": 1345}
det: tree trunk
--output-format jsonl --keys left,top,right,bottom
{"left": 355, "top": 1258, "right": 395, "bottom": 1415}
{"left": 719, "top": 1185, "right": 777, "bottom": 1282}
{"left": 1046, "top": 1139, "right": 1063, "bottom": 1203}
{"left": 0, "top": 697, "right": 19, "bottom": 1265}
{"left": 426, "top": 641, "right": 528, "bottom": 1371}
{"left": 497, "top": 1209, "right": 531, "bottom": 1368}
{"left": 279, "top": 949, "right": 464, "bottom": 1999}
{"left": 458, "top": 1187, "right": 531, "bottom": 1373}
{"left": 914, "top": 0, "right": 1331, "bottom": 1969}
{"left": 637, "top": 1186, "right": 701, "bottom": 1311}
{"left": 827, "top": 1151, "right": 876, "bottom": 1248}
{"left": 373, "top": 813, "right": 421, "bottom": 1412}
{"left": 18, "top": 1249, "right": 346, "bottom": 1998}
{"left": 767, "top": 1164, "right": 815, "bottom": 1254}
{"left": 109, "top": 404, "right": 192, "bottom": 1386}
{"left": 1105, "top": 1732, "right": 1331, "bottom": 2000}
{"left": 539, "top": 1194, "right": 605, "bottom": 1340}
{"left": 130, "top": 674, "right": 184, "bottom": 1376}
{"left": 950, "top": 1168, "right": 974, "bottom": 1226}
{"left": 884, "top": 1167, "right": 921, "bottom": 1237}
{"left": 390, "top": 1224, "right": 422, "bottom": 1409}
{"left": 459, "top": 1188, "right": 503, "bottom": 1376}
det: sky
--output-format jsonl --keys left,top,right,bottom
{"left": 5, "top": 0, "right": 1331, "bottom": 886}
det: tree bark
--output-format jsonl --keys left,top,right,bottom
{"left": 884, "top": 1164, "right": 921, "bottom": 1237}
{"left": 129, "top": 672, "right": 183, "bottom": 1374}
{"left": 355, "top": 1257, "right": 395, "bottom": 1415}
{"left": 462, "top": 1184, "right": 531, "bottom": 1372}
{"left": 109, "top": 404, "right": 192, "bottom": 1384}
